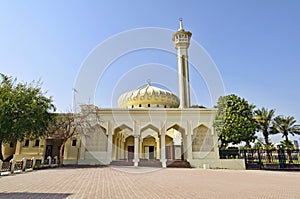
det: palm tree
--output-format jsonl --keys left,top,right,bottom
{"left": 253, "top": 108, "right": 275, "bottom": 162}
{"left": 271, "top": 115, "right": 300, "bottom": 163}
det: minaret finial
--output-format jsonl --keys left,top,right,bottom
{"left": 147, "top": 79, "right": 151, "bottom": 86}
{"left": 179, "top": 18, "right": 183, "bottom": 30}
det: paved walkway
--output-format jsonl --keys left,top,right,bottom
{"left": 0, "top": 167, "right": 299, "bottom": 199}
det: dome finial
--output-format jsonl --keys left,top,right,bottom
{"left": 147, "top": 79, "right": 151, "bottom": 86}
{"left": 179, "top": 18, "right": 183, "bottom": 30}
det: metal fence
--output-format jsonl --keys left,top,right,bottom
{"left": 219, "top": 149, "right": 300, "bottom": 170}
{"left": 0, "top": 156, "right": 59, "bottom": 175}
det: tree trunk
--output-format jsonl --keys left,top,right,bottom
{"left": 285, "top": 135, "right": 293, "bottom": 163}
{"left": 264, "top": 135, "right": 271, "bottom": 163}
{"left": 59, "top": 141, "right": 66, "bottom": 167}
{"left": 245, "top": 141, "right": 250, "bottom": 149}
{"left": 0, "top": 140, "right": 3, "bottom": 161}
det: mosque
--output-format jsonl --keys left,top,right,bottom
{"left": 2, "top": 20, "right": 244, "bottom": 169}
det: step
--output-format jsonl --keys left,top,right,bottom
{"left": 110, "top": 160, "right": 134, "bottom": 166}
{"left": 166, "top": 160, "right": 191, "bottom": 168}
{"left": 138, "top": 160, "right": 162, "bottom": 167}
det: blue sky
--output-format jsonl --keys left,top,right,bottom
{"left": 1, "top": 1, "right": 300, "bottom": 143}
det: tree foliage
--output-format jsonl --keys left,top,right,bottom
{"left": 0, "top": 74, "right": 55, "bottom": 160}
{"left": 213, "top": 94, "right": 257, "bottom": 148}
{"left": 270, "top": 115, "right": 300, "bottom": 162}
{"left": 280, "top": 140, "right": 295, "bottom": 150}
{"left": 253, "top": 107, "right": 275, "bottom": 149}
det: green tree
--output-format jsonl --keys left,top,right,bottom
{"left": 271, "top": 115, "right": 300, "bottom": 163}
{"left": 253, "top": 137, "right": 264, "bottom": 149}
{"left": 280, "top": 140, "right": 295, "bottom": 150}
{"left": 0, "top": 74, "right": 55, "bottom": 160}
{"left": 213, "top": 94, "right": 257, "bottom": 148}
{"left": 253, "top": 107, "right": 275, "bottom": 162}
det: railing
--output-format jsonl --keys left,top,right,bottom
{"left": 0, "top": 156, "right": 59, "bottom": 176}
{"left": 219, "top": 149, "right": 300, "bottom": 170}
{"left": 219, "top": 149, "right": 243, "bottom": 159}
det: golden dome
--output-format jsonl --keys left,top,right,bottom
{"left": 118, "top": 83, "right": 179, "bottom": 108}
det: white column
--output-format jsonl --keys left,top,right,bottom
{"left": 120, "top": 138, "right": 125, "bottom": 160}
{"left": 139, "top": 139, "right": 143, "bottom": 159}
{"left": 133, "top": 120, "right": 140, "bottom": 167}
{"left": 134, "top": 135, "right": 139, "bottom": 167}
{"left": 112, "top": 136, "right": 117, "bottom": 160}
{"left": 160, "top": 122, "right": 166, "bottom": 168}
{"left": 186, "top": 121, "right": 193, "bottom": 161}
{"left": 118, "top": 138, "right": 122, "bottom": 160}
{"left": 107, "top": 120, "right": 113, "bottom": 163}
{"left": 156, "top": 139, "right": 160, "bottom": 159}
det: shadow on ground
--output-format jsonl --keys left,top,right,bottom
{"left": 0, "top": 192, "right": 72, "bottom": 199}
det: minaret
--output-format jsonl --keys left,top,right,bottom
{"left": 172, "top": 18, "right": 192, "bottom": 108}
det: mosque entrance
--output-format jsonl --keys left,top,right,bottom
{"left": 144, "top": 146, "right": 155, "bottom": 159}
{"left": 149, "top": 146, "right": 154, "bottom": 159}
{"left": 128, "top": 146, "right": 134, "bottom": 160}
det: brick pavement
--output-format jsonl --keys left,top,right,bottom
{"left": 0, "top": 167, "right": 299, "bottom": 199}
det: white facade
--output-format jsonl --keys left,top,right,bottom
{"left": 63, "top": 20, "right": 245, "bottom": 169}
{"left": 72, "top": 106, "right": 225, "bottom": 168}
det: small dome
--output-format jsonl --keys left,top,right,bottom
{"left": 118, "top": 83, "right": 179, "bottom": 108}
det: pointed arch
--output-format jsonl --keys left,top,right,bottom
{"left": 192, "top": 124, "right": 213, "bottom": 152}
{"left": 167, "top": 124, "right": 185, "bottom": 135}
{"left": 114, "top": 124, "right": 133, "bottom": 134}
{"left": 141, "top": 123, "right": 159, "bottom": 134}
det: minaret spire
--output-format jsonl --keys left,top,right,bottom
{"left": 172, "top": 19, "right": 192, "bottom": 108}
{"left": 179, "top": 18, "right": 183, "bottom": 30}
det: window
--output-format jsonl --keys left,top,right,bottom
{"left": 157, "top": 104, "right": 159, "bottom": 107}
{"left": 9, "top": 142, "right": 14, "bottom": 148}
{"left": 148, "top": 104, "right": 150, "bottom": 107}
{"left": 132, "top": 105, "right": 134, "bottom": 108}
{"left": 24, "top": 139, "right": 29, "bottom": 147}
{"left": 35, "top": 139, "right": 40, "bottom": 147}
{"left": 139, "top": 104, "right": 141, "bottom": 107}
{"left": 72, "top": 139, "right": 77, "bottom": 147}
{"left": 164, "top": 105, "right": 167, "bottom": 108}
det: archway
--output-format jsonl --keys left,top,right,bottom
{"left": 113, "top": 124, "right": 132, "bottom": 160}
{"left": 166, "top": 124, "right": 185, "bottom": 160}
{"left": 140, "top": 124, "right": 159, "bottom": 160}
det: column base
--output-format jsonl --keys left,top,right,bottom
{"left": 161, "top": 159, "right": 167, "bottom": 168}
{"left": 133, "top": 159, "right": 139, "bottom": 167}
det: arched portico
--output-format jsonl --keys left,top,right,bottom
{"left": 113, "top": 124, "right": 132, "bottom": 161}
{"left": 140, "top": 125, "right": 159, "bottom": 160}
{"left": 167, "top": 124, "right": 186, "bottom": 161}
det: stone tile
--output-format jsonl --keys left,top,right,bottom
{"left": 0, "top": 167, "right": 299, "bottom": 199}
